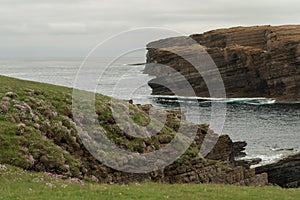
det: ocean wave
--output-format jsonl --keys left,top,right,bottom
{"left": 243, "top": 153, "right": 285, "bottom": 168}
{"left": 123, "top": 62, "right": 146, "bottom": 66}
{"left": 151, "top": 95, "right": 276, "bottom": 105}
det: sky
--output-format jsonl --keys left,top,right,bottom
{"left": 0, "top": 0, "right": 299, "bottom": 58}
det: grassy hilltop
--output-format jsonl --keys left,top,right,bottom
{"left": 0, "top": 75, "right": 299, "bottom": 199}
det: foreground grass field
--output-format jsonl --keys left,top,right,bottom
{"left": 0, "top": 164, "right": 300, "bottom": 200}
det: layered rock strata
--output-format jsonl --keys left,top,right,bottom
{"left": 256, "top": 153, "right": 300, "bottom": 188}
{"left": 144, "top": 25, "right": 300, "bottom": 102}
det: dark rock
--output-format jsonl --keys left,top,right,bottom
{"left": 144, "top": 25, "right": 300, "bottom": 103}
{"left": 205, "top": 135, "right": 234, "bottom": 161}
{"left": 235, "top": 158, "right": 262, "bottom": 169}
{"left": 205, "top": 135, "right": 247, "bottom": 164}
{"left": 232, "top": 141, "right": 247, "bottom": 158}
{"left": 255, "top": 153, "right": 300, "bottom": 188}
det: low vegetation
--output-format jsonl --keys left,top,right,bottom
{"left": 1, "top": 164, "right": 300, "bottom": 200}
{"left": 1, "top": 75, "right": 299, "bottom": 199}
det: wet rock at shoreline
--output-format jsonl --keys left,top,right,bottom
{"left": 256, "top": 153, "right": 300, "bottom": 188}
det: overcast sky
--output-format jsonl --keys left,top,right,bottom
{"left": 0, "top": 0, "right": 299, "bottom": 58}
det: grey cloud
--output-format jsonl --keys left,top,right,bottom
{"left": 0, "top": 0, "right": 299, "bottom": 57}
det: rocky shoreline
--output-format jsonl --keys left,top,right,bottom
{"left": 0, "top": 75, "right": 269, "bottom": 187}
{"left": 256, "top": 153, "right": 300, "bottom": 188}
{"left": 142, "top": 25, "right": 300, "bottom": 188}
{"left": 0, "top": 73, "right": 299, "bottom": 187}
{"left": 144, "top": 25, "right": 300, "bottom": 103}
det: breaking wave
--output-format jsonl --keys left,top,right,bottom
{"left": 151, "top": 95, "right": 276, "bottom": 105}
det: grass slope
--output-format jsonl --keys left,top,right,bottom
{"left": 1, "top": 164, "right": 300, "bottom": 200}
{"left": 1, "top": 75, "right": 300, "bottom": 199}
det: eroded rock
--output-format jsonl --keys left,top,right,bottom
{"left": 145, "top": 25, "right": 300, "bottom": 103}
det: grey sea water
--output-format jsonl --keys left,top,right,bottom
{"left": 0, "top": 57, "right": 299, "bottom": 166}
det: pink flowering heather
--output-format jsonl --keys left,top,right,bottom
{"left": 28, "top": 155, "right": 35, "bottom": 165}
{"left": 2, "top": 96, "right": 10, "bottom": 101}
{"left": 5, "top": 91, "right": 17, "bottom": 97}
{"left": 68, "top": 177, "right": 85, "bottom": 186}
{"left": 34, "top": 115, "right": 39, "bottom": 122}
{"left": 35, "top": 123, "right": 40, "bottom": 130}
{"left": 44, "top": 172, "right": 64, "bottom": 179}
{"left": 30, "top": 112, "right": 35, "bottom": 118}
{"left": 91, "top": 175, "right": 99, "bottom": 183}
{"left": 0, "top": 102, "right": 9, "bottom": 113}
{"left": 52, "top": 111, "right": 58, "bottom": 117}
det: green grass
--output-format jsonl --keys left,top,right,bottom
{"left": 0, "top": 75, "right": 192, "bottom": 172}
{"left": 1, "top": 75, "right": 300, "bottom": 199}
{"left": 0, "top": 164, "right": 300, "bottom": 200}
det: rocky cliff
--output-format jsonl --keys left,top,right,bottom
{"left": 256, "top": 153, "right": 300, "bottom": 188}
{"left": 144, "top": 25, "right": 300, "bottom": 102}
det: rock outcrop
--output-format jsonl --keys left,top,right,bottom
{"left": 256, "top": 153, "right": 300, "bottom": 188}
{"left": 0, "top": 75, "right": 268, "bottom": 186}
{"left": 144, "top": 25, "right": 300, "bottom": 102}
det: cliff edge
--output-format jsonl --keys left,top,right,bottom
{"left": 144, "top": 25, "right": 300, "bottom": 102}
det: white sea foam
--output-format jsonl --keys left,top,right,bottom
{"left": 151, "top": 95, "right": 276, "bottom": 105}
{"left": 243, "top": 153, "right": 287, "bottom": 168}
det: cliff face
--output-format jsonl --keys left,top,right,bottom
{"left": 144, "top": 25, "right": 300, "bottom": 102}
{"left": 256, "top": 153, "right": 300, "bottom": 188}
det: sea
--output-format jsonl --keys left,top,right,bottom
{"left": 0, "top": 57, "right": 299, "bottom": 167}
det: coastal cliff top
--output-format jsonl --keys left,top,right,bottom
{"left": 147, "top": 25, "right": 300, "bottom": 49}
